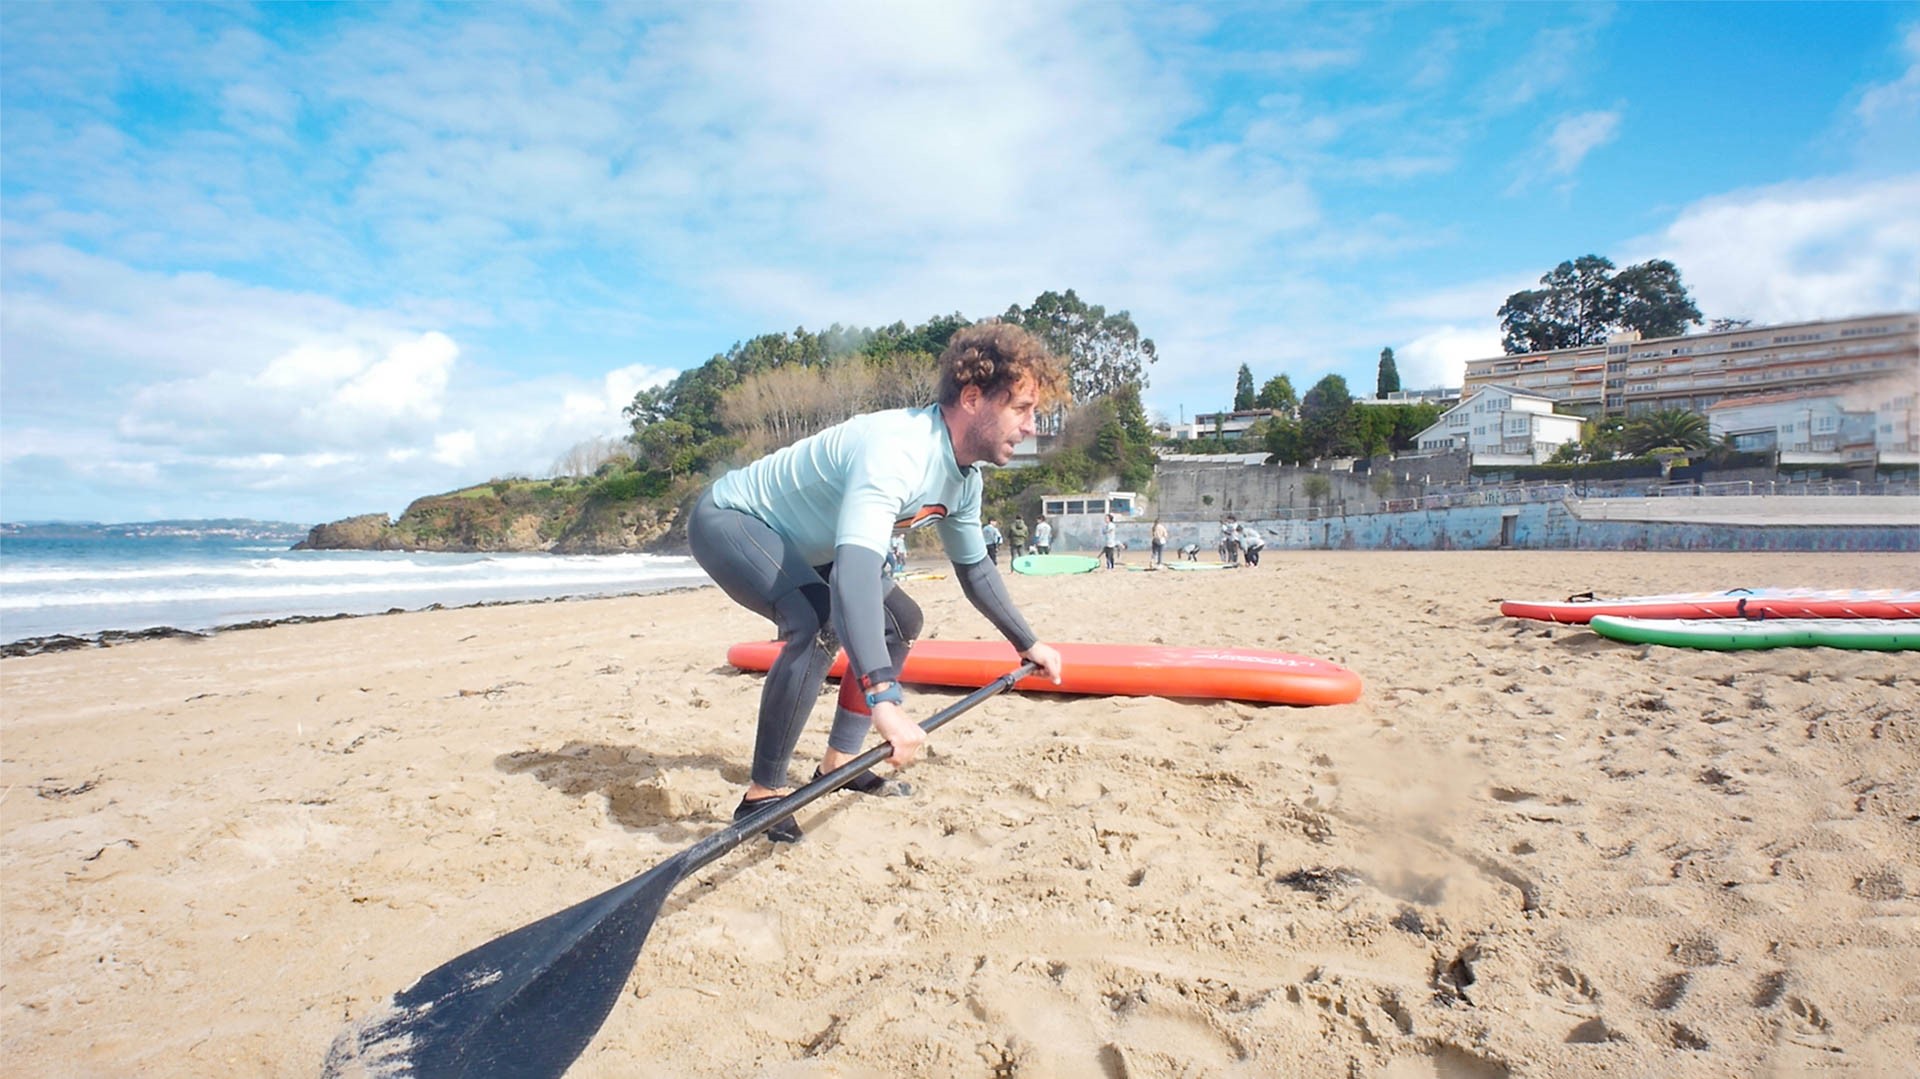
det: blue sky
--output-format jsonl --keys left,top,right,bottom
{"left": 3, "top": 1, "right": 1917, "bottom": 525}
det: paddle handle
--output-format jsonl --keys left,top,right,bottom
{"left": 685, "top": 662, "right": 1037, "bottom": 875}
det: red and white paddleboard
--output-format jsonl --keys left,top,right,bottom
{"left": 1499, "top": 588, "right": 1920, "bottom": 624}
{"left": 726, "top": 639, "right": 1363, "bottom": 706}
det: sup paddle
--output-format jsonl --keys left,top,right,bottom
{"left": 323, "top": 661, "right": 1036, "bottom": 1079}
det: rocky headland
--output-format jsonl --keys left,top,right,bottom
{"left": 294, "top": 481, "right": 688, "bottom": 554}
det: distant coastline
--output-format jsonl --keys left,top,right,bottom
{"left": 0, "top": 521, "right": 710, "bottom": 647}
{"left": 1, "top": 581, "right": 710, "bottom": 659}
{"left": 1, "top": 518, "right": 312, "bottom": 543}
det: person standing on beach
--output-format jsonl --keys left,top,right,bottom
{"left": 1033, "top": 515, "right": 1052, "bottom": 555}
{"left": 688, "top": 323, "right": 1067, "bottom": 843}
{"left": 1008, "top": 516, "right": 1028, "bottom": 558}
{"left": 1100, "top": 513, "right": 1119, "bottom": 570}
{"left": 1149, "top": 519, "right": 1168, "bottom": 566}
{"left": 983, "top": 518, "right": 1003, "bottom": 565}
{"left": 1239, "top": 522, "right": 1264, "bottom": 567}
{"left": 887, "top": 533, "right": 907, "bottom": 577}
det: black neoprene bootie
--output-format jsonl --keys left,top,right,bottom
{"left": 734, "top": 794, "right": 802, "bottom": 843}
{"left": 813, "top": 766, "right": 912, "bottom": 797}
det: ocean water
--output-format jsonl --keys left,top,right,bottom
{"left": 0, "top": 525, "right": 712, "bottom": 643}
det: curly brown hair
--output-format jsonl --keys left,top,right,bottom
{"left": 936, "top": 322, "right": 1067, "bottom": 407}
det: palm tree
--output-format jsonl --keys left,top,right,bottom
{"left": 1623, "top": 409, "right": 1711, "bottom": 456}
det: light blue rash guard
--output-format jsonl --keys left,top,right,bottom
{"left": 708, "top": 404, "right": 1038, "bottom": 685}
{"left": 711, "top": 405, "right": 988, "bottom": 567}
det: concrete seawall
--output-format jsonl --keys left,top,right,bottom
{"left": 1063, "top": 495, "right": 1920, "bottom": 554}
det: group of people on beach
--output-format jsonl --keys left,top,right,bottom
{"left": 1217, "top": 515, "right": 1265, "bottom": 567}
{"left": 1117, "top": 515, "right": 1269, "bottom": 570}
{"left": 897, "top": 513, "right": 1057, "bottom": 573}
{"left": 981, "top": 514, "right": 1052, "bottom": 564}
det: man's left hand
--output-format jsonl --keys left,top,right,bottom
{"left": 1021, "top": 642, "right": 1064, "bottom": 684}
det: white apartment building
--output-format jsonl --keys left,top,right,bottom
{"left": 1174, "top": 409, "right": 1284, "bottom": 442}
{"left": 1462, "top": 312, "right": 1917, "bottom": 418}
{"left": 1176, "top": 392, "right": 1459, "bottom": 442}
{"left": 1707, "top": 377, "right": 1919, "bottom": 468}
{"left": 1411, "top": 386, "right": 1586, "bottom": 465}
{"left": 1351, "top": 388, "right": 1461, "bottom": 408}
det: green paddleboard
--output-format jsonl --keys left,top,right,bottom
{"left": 1012, "top": 554, "right": 1101, "bottom": 576}
{"left": 1589, "top": 615, "right": 1919, "bottom": 651}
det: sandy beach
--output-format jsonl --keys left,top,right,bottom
{"left": 3, "top": 550, "right": 1916, "bottom": 1077}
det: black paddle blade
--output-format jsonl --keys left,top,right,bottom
{"left": 323, "top": 852, "right": 690, "bottom": 1079}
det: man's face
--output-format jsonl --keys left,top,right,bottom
{"left": 962, "top": 376, "right": 1039, "bottom": 466}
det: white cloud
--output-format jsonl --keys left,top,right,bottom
{"left": 333, "top": 332, "right": 457, "bottom": 422}
{"left": 256, "top": 344, "right": 369, "bottom": 390}
{"left": 0, "top": 244, "right": 391, "bottom": 377}
{"left": 1633, "top": 174, "right": 1920, "bottom": 323}
{"left": 1507, "top": 108, "right": 1621, "bottom": 194}
{"left": 1857, "top": 23, "right": 1920, "bottom": 124}
{"left": 0, "top": 243, "right": 685, "bottom": 519}
{"left": 4, "top": 3, "right": 1911, "bottom": 523}
{"left": 116, "top": 331, "right": 460, "bottom": 452}
{"left": 1479, "top": 10, "right": 1614, "bottom": 112}
{"left": 432, "top": 430, "right": 477, "bottom": 467}
{"left": 563, "top": 363, "right": 673, "bottom": 427}
{"left": 1383, "top": 276, "right": 1533, "bottom": 323}
{"left": 1546, "top": 110, "right": 1620, "bottom": 175}
{"left": 1397, "top": 325, "right": 1503, "bottom": 391}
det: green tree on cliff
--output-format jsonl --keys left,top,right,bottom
{"left": 1256, "top": 374, "right": 1297, "bottom": 415}
{"left": 1300, "top": 374, "right": 1358, "bottom": 458}
{"left": 1001, "top": 289, "right": 1158, "bottom": 401}
{"left": 1498, "top": 255, "right": 1703, "bottom": 354}
{"left": 1376, "top": 348, "right": 1400, "bottom": 397}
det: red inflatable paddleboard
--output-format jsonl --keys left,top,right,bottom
{"left": 1500, "top": 588, "right": 1920, "bottom": 624}
{"left": 726, "top": 639, "right": 1362, "bottom": 706}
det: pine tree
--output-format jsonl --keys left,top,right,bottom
{"left": 1376, "top": 348, "right": 1401, "bottom": 397}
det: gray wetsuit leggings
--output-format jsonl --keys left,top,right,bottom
{"left": 688, "top": 491, "right": 922, "bottom": 789}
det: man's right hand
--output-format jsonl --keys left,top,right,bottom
{"left": 869, "top": 699, "right": 927, "bottom": 769}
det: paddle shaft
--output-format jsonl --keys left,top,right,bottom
{"left": 325, "top": 661, "right": 1038, "bottom": 1079}
{"left": 686, "top": 660, "right": 1037, "bottom": 875}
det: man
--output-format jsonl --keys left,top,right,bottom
{"left": 1008, "top": 516, "right": 1028, "bottom": 558}
{"left": 689, "top": 323, "right": 1067, "bottom": 843}
{"left": 1149, "top": 519, "right": 1167, "bottom": 566}
{"left": 983, "top": 518, "right": 1002, "bottom": 565}
{"left": 887, "top": 533, "right": 907, "bottom": 577}
{"left": 1239, "top": 522, "right": 1265, "bottom": 567}
{"left": 1033, "top": 515, "right": 1052, "bottom": 555}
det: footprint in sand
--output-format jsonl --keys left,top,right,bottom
{"left": 1785, "top": 995, "right": 1832, "bottom": 1036}
{"left": 1670, "top": 933, "right": 1722, "bottom": 967}
{"left": 1752, "top": 970, "right": 1789, "bottom": 1009}
{"left": 1565, "top": 1017, "right": 1629, "bottom": 1044}
{"left": 1669, "top": 1022, "right": 1711, "bottom": 1050}
{"left": 1537, "top": 961, "right": 1600, "bottom": 1007}
{"left": 1650, "top": 971, "right": 1689, "bottom": 1011}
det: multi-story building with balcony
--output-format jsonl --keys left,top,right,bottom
{"left": 1707, "top": 378, "right": 1919, "bottom": 470}
{"left": 1410, "top": 385, "right": 1586, "bottom": 465}
{"left": 1461, "top": 311, "right": 1917, "bottom": 419}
